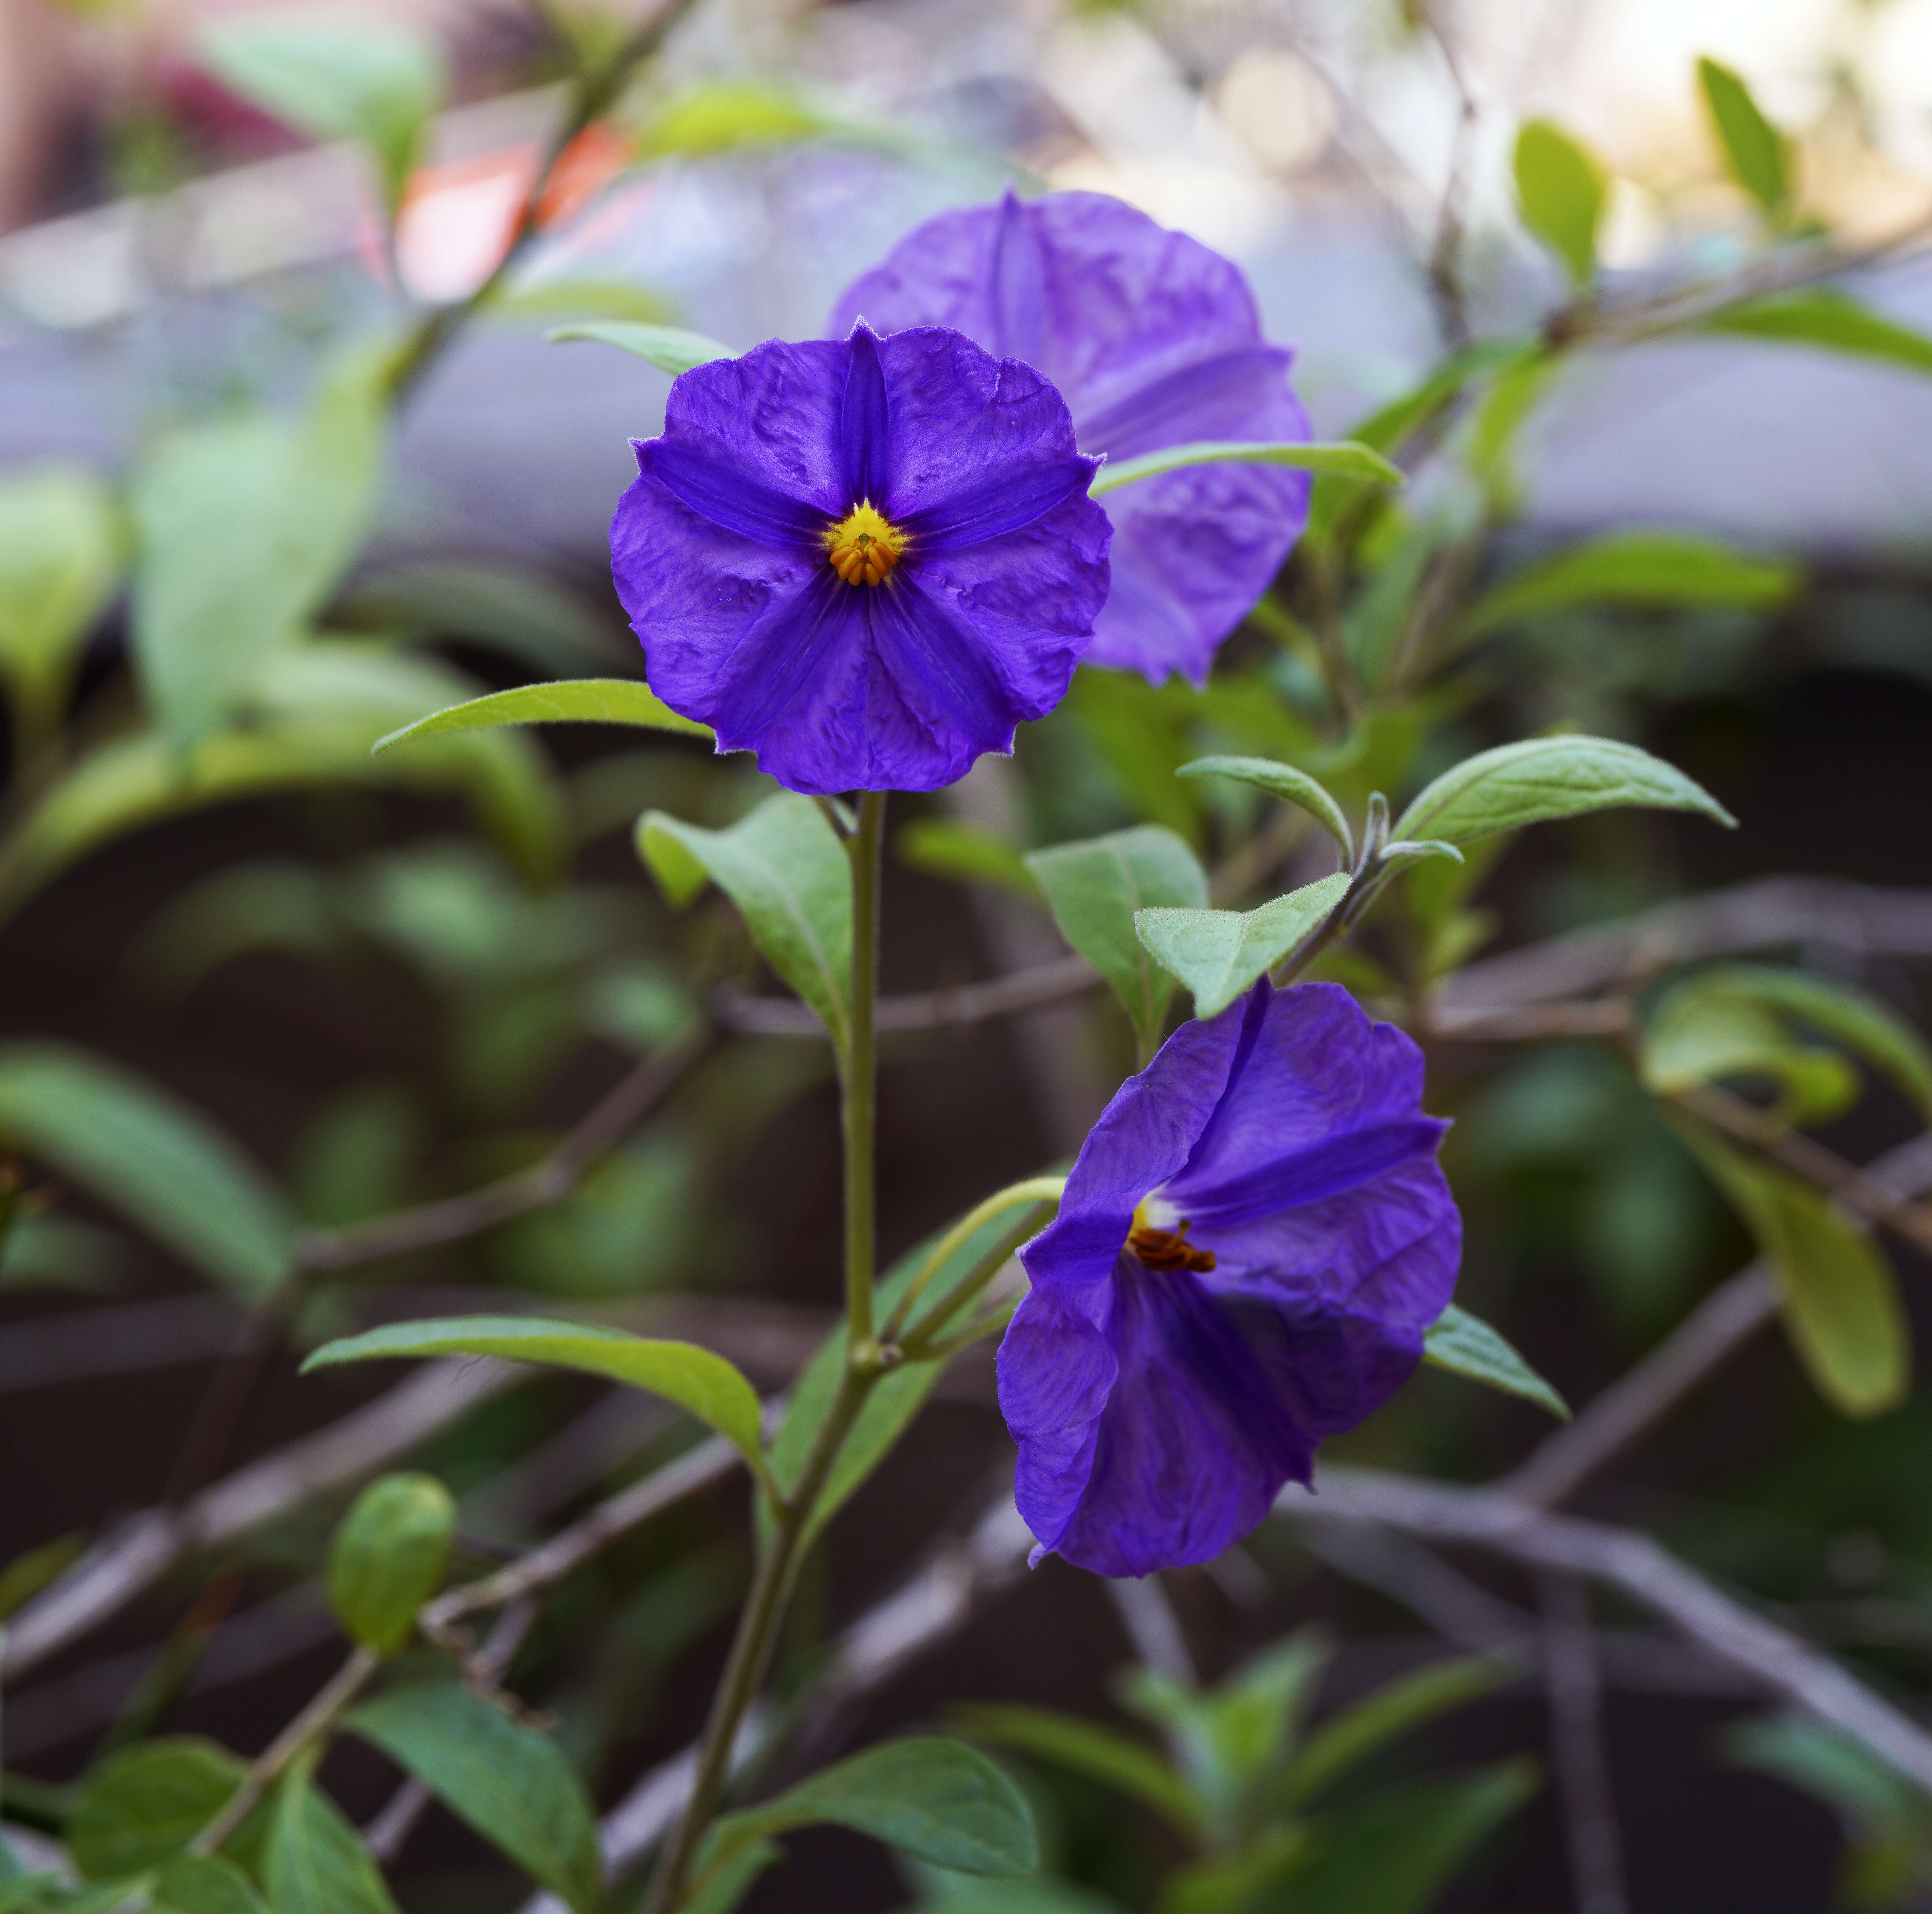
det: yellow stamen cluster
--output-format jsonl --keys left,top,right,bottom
{"left": 824, "top": 502, "right": 906, "bottom": 587}
{"left": 1127, "top": 1204, "right": 1216, "bottom": 1274}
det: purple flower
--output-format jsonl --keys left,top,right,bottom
{"left": 997, "top": 980, "right": 1459, "bottom": 1578}
{"left": 610, "top": 324, "right": 1111, "bottom": 795}
{"left": 830, "top": 190, "right": 1310, "bottom": 687}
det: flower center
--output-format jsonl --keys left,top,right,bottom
{"left": 824, "top": 502, "right": 906, "bottom": 587}
{"left": 1127, "top": 1197, "right": 1216, "bottom": 1274}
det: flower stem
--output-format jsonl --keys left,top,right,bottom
{"left": 843, "top": 791, "right": 886, "bottom": 1348}
{"left": 882, "top": 1177, "right": 1065, "bottom": 1347}
{"left": 641, "top": 789, "right": 889, "bottom": 1914}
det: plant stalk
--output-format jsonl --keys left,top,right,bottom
{"left": 843, "top": 790, "right": 886, "bottom": 1347}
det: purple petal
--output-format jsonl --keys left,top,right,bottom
{"left": 659, "top": 338, "right": 850, "bottom": 515}
{"left": 839, "top": 322, "right": 892, "bottom": 504}
{"left": 1043, "top": 1259, "right": 1314, "bottom": 1577}
{"left": 638, "top": 440, "right": 824, "bottom": 548}
{"left": 1177, "top": 1117, "right": 1448, "bottom": 1232}
{"left": 831, "top": 192, "right": 1311, "bottom": 685}
{"left": 900, "top": 457, "right": 1094, "bottom": 552}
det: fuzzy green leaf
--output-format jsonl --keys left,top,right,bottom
{"left": 1698, "top": 57, "right": 1790, "bottom": 217}
{"left": 68, "top": 1741, "right": 245, "bottom": 1881}
{"left": 955, "top": 1705, "right": 1198, "bottom": 1837}
{"left": 1422, "top": 1305, "right": 1569, "bottom": 1419}
{"left": 327, "top": 1473, "right": 454, "bottom": 1655}
{"left": 1027, "top": 827, "right": 1208, "bottom": 1056}
{"left": 637, "top": 794, "right": 853, "bottom": 1054}
{"left": 266, "top": 1763, "right": 400, "bottom": 1914}
{"left": 373, "top": 677, "right": 710, "bottom": 753}
{"left": 1135, "top": 873, "right": 1352, "bottom": 1020}
{"left": 546, "top": 321, "right": 735, "bottom": 376}
{"left": 1702, "top": 288, "right": 1932, "bottom": 377}
{"left": 1513, "top": 120, "right": 1605, "bottom": 285}
{"left": 1390, "top": 736, "right": 1734, "bottom": 846}
{"left": 1178, "top": 755, "right": 1354, "bottom": 862}
{"left": 1090, "top": 440, "right": 1401, "bottom": 497}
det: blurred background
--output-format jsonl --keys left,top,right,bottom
{"left": 4, "top": 2, "right": 1932, "bottom": 1911}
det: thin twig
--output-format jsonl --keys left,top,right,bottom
{"left": 1539, "top": 1574, "right": 1630, "bottom": 1914}
{"left": 1506, "top": 1133, "right": 1932, "bottom": 1511}
{"left": 1416, "top": 0, "right": 1479, "bottom": 350}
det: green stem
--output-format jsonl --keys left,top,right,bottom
{"left": 843, "top": 791, "right": 886, "bottom": 1348}
{"left": 642, "top": 1346, "right": 876, "bottom": 1910}
{"left": 640, "top": 788, "right": 891, "bottom": 1913}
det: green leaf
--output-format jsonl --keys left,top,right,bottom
{"left": 130, "top": 361, "right": 386, "bottom": 747}
{"left": 636, "top": 80, "right": 897, "bottom": 160}
{"left": 0, "top": 1044, "right": 292, "bottom": 1296}
{"left": 1089, "top": 439, "right": 1401, "bottom": 498}
{"left": 373, "top": 677, "right": 711, "bottom": 753}
{"left": 1460, "top": 532, "right": 1798, "bottom": 639}
{"left": 265, "top": 1763, "right": 400, "bottom": 1914}
{"left": 895, "top": 816, "right": 1040, "bottom": 902}
{"left": 1282, "top": 1657, "right": 1515, "bottom": 1806}
{"left": 546, "top": 321, "right": 735, "bottom": 376}
{"left": 151, "top": 1855, "right": 269, "bottom": 1914}
{"left": 1177, "top": 755, "right": 1354, "bottom": 862}
{"left": 0, "top": 647, "right": 567, "bottom": 912}
{"left": 1283, "top": 1760, "right": 1539, "bottom": 1914}
{"left": 1134, "top": 873, "right": 1351, "bottom": 1020}
{"left": 1702, "top": 287, "right": 1932, "bottom": 377}
{"left": 1390, "top": 735, "right": 1735, "bottom": 846}
{"left": 338, "top": 560, "right": 622, "bottom": 675}
{"left": 1687, "top": 967, "right": 1932, "bottom": 1119}
{"left": 1423, "top": 1305, "right": 1570, "bottom": 1420}
{"left": 1025, "top": 827, "right": 1208, "bottom": 1057}
{"left": 0, "top": 467, "right": 120, "bottom": 740}
{"left": 302, "top": 1315, "right": 769, "bottom": 1477}
{"left": 1698, "top": 57, "right": 1790, "bottom": 218}
{"left": 1644, "top": 975, "right": 1870, "bottom": 1126}
{"left": 953, "top": 1705, "right": 1198, "bottom": 1837}
{"left": 327, "top": 1473, "right": 455, "bottom": 1655}
{"left": 197, "top": 16, "right": 443, "bottom": 208}
{"left": 637, "top": 794, "right": 853, "bottom": 1055}
{"left": 68, "top": 1740, "right": 245, "bottom": 1880}
{"left": 345, "top": 1684, "right": 600, "bottom": 1914}
{"left": 1682, "top": 1135, "right": 1909, "bottom": 1417}
{"left": 702, "top": 1738, "right": 1035, "bottom": 1880}
{"left": 684, "top": 1841, "right": 782, "bottom": 1914}
{"left": 1513, "top": 119, "right": 1605, "bottom": 285}
{"left": 0, "top": 1532, "right": 87, "bottom": 1621}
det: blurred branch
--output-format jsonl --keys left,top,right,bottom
{"left": 1, "top": 1358, "right": 520, "bottom": 1683}
{"left": 1292, "top": 1470, "right": 1932, "bottom": 1795}
{"left": 1539, "top": 1574, "right": 1630, "bottom": 1914}
{"left": 1506, "top": 1132, "right": 1932, "bottom": 1511}
{"left": 716, "top": 879, "right": 1932, "bottom": 1041}
{"left": 1417, "top": 2, "right": 1479, "bottom": 351}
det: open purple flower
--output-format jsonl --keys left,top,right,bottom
{"left": 997, "top": 979, "right": 1458, "bottom": 1578}
{"left": 830, "top": 190, "right": 1310, "bottom": 687}
{"left": 610, "top": 324, "right": 1110, "bottom": 795}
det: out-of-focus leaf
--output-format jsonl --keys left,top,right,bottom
{"left": 1701, "top": 967, "right": 1932, "bottom": 1117}
{"left": 1422, "top": 1304, "right": 1569, "bottom": 1419}
{"left": 1698, "top": 57, "right": 1790, "bottom": 218}
{"left": 895, "top": 817, "right": 1040, "bottom": 902}
{"left": 328, "top": 1473, "right": 455, "bottom": 1655}
{"left": 1065, "top": 668, "right": 1204, "bottom": 842}
{"left": 1090, "top": 440, "right": 1401, "bottom": 496}
{"left": 151, "top": 1855, "right": 268, "bottom": 1914}
{"left": 1119, "top": 1634, "right": 1329, "bottom": 1833}
{"left": 374, "top": 677, "right": 711, "bottom": 753}
{"left": 345, "top": 1684, "right": 600, "bottom": 1913}
{"left": 1135, "top": 873, "right": 1352, "bottom": 1020}
{"left": 700, "top": 1739, "right": 1035, "bottom": 1880}
{"left": 1178, "top": 754, "right": 1354, "bottom": 862}
{"left": 1283, "top": 1657, "right": 1515, "bottom": 1805}
{"left": 303, "top": 1315, "right": 769, "bottom": 1476}
{"left": 265, "top": 1762, "right": 400, "bottom": 1914}
{"left": 1026, "top": 827, "right": 1207, "bottom": 1058}
{"left": 1685, "top": 1136, "right": 1909, "bottom": 1417}
{"left": 0, "top": 648, "right": 568, "bottom": 909}
{"left": 0, "top": 467, "right": 119, "bottom": 740}
{"left": 635, "top": 81, "right": 900, "bottom": 160}
{"left": 68, "top": 1740, "right": 244, "bottom": 1880}
{"left": 130, "top": 862, "right": 343, "bottom": 1000}
{"left": 1513, "top": 119, "right": 1605, "bottom": 285}
{"left": 0, "top": 1045, "right": 292, "bottom": 1296}
{"left": 0, "top": 1214, "right": 126, "bottom": 1291}
{"left": 130, "top": 359, "right": 386, "bottom": 746}
{"left": 546, "top": 321, "right": 735, "bottom": 375}
{"left": 197, "top": 16, "right": 444, "bottom": 208}
{"left": 953, "top": 1705, "right": 1197, "bottom": 1837}
{"left": 684, "top": 1841, "right": 782, "bottom": 1914}
{"left": 1390, "top": 735, "right": 1735, "bottom": 846}
{"left": 0, "top": 1532, "right": 86, "bottom": 1621}
{"left": 1461, "top": 532, "right": 1798, "bottom": 639}
{"left": 338, "top": 561, "right": 624, "bottom": 673}
{"left": 488, "top": 279, "right": 671, "bottom": 328}
{"left": 1280, "top": 1760, "right": 1539, "bottom": 1914}
{"left": 1702, "top": 287, "right": 1932, "bottom": 377}
{"left": 638, "top": 794, "right": 852, "bottom": 1055}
